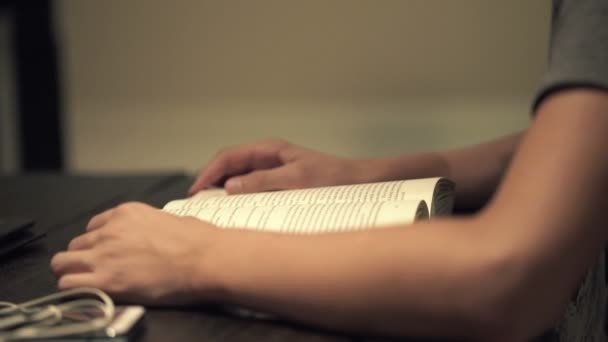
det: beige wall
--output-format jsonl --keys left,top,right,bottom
{"left": 56, "top": 0, "right": 550, "bottom": 173}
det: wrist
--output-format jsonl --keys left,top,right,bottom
{"left": 190, "top": 226, "right": 272, "bottom": 307}
{"left": 187, "top": 225, "right": 235, "bottom": 304}
{"left": 351, "top": 158, "right": 396, "bottom": 183}
{"left": 353, "top": 152, "right": 449, "bottom": 183}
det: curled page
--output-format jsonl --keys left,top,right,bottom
{"left": 165, "top": 199, "right": 428, "bottom": 234}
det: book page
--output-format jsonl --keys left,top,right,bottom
{"left": 164, "top": 200, "right": 428, "bottom": 234}
{"left": 391, "top": 177, "right": 454, "bottom": 216}
{"left": 190, "top": 188, "right": 227, "bottom": 201}
{"left": 164, "top": 178, "right": 444, "bottom": 211}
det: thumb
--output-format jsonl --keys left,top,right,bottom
{"left": 224, "top": 167, "right": 293, "bottom": 194}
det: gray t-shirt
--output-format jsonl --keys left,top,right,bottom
{"left": 534, "top": 0, "right": 608, "bottom": 109}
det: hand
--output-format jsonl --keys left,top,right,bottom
{"left": 50, "top": 202, "right": 220, "bottom": 305}
{"left": 189, "top": 139, "right": 368, "bottom": 195}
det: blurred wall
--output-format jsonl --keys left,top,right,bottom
{"left": 56, "top": 0, "right": 550, "bottom": 173}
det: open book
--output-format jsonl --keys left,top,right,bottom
{"left": 164, "top": 177, "right": 457, "bottom": 319}
{"left": 163, "top": 177, "right": 455, "bottom": 233}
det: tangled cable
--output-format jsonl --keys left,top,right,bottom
{"left": 0, "top": 288, "right": 114, "bottom": 341}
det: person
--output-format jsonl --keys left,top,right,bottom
{"left": 50, "top": 0, "right": 608, "bottom": 340}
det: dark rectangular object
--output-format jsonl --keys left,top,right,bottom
{"left": 0, "top": 217, "right": 42, "bottom": 258}
{"left": 0, "top": 217, "right": 34, "bottom": 242}
{"left": 0, "top": 0, "right": 64, "bottom": 171}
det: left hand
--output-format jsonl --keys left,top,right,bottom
{"left": 51, "top": 202, "right": 220, "bottom": 305}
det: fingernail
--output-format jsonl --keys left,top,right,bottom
{"left": 225, "top": 178, "right": 242, "bottom": 193}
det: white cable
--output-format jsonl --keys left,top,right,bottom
{"left": 0, "top": 303, "right": 18, "bottom": 316}
{"left": 0, "top": 288, "right": 115, "bottom": 341}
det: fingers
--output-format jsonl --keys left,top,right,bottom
{"left": 188, "top": 140, "right": 288, "bottom": 195}
{"left": 67, "top": 231, "right": 100, "bottom": 251}
{"left": 57, "top": 273, "right": 99, "bottom": 290}
{"left": 224, "top": 164, "right": 299, "bottom": 194}
{"left": 86, "top": 208, "right": 115, "bottom": 231}
{"left": 51, "top": 251, "right": 95, "bottom": 277}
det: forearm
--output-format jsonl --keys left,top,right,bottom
{"left": 480, "top": 89, "right": 608, "bottom": 334}
{"left": 204, "top": 217, "right": 502, "bottom": 340}
{"left": 359, "top": 132, "right": 524, "bottom": 211}
{"left": 441, "top": 132, "right": 523, "bottom": 210}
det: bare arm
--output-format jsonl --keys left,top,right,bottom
{"left": 360, "top": 132, "right": 524, "bottom": 211}
{"left": 188, "top": 132, "right": 524, "bottom": 212}
{"left": 197, "top": 90, "right": 608, "bottom": 340}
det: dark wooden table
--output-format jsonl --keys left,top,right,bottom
{"left": 0, "top": 173, "right": 372, "bottom": 342}
{"left": 1, "top": 173, "right": 558, "bottom": 341}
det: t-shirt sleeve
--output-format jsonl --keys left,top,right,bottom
{"left": 533, "top": 0, "right": 608, "bottom": 110}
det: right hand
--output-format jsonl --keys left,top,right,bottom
{"left": 188, "top": 139, "right": 369, "bottom": 195}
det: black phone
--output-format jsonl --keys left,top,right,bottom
{"left": 0, "top": 218, "right": 41, "bottom": 258}
{"left": 0, "top": 218, "right": 35, "bottom": 242}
